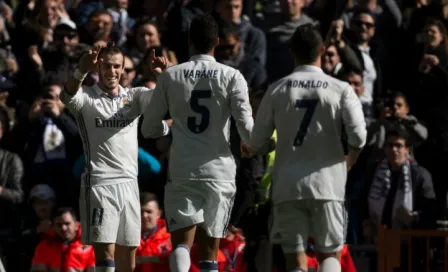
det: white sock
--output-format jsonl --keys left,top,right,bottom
{"left": 199, "top": 260, "right": 218, "bottom": 272}
{"left": 318, "top": 257, "right": 341, "bottom": 272}
{"left": 169, "top": 245, "right": 191, "bottom": 272}
{"left": 95, "top": 259, "right": 115, "bottom": 272}
{"left": 288, "top": 269, "right": 306, "bottom": 272}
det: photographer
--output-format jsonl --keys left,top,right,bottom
{"left": 366, "top": 91, "right": 428, "bottom": 163}
{"left": 18, "top": 81, "right": 81, "bottom": 206}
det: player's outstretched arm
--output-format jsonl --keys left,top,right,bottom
{"left": 140, "top": 72, "right": 170, "bottom": 138}
{"left": 149, "top": 49, "right": 169, "bottom": 76}
{"left": 249, "top": 85, "right": 275, "bottom": 155}
{"left": 61, "top": 45, "right": 103, "bottom": 114}
{"left": 65, "top": 45, "right": 102, "bottom": 95}
{"left": 341, "top": 84, "right": 367, "bottom": 170}
{"left": 229, "top": 71, "right": 254, "bottom": 144}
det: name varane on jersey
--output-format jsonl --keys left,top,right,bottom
{"left": 141, "top": 54, "right": 254, "bottom": 183}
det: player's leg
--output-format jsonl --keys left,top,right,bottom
{"left": 165, "top": 180, "right": 204, "bottom": 272}
{"left": 198, "top": 181, "right": 236, "bottom": 272}
{"left": 312, "top": 200, "right": 345, "bottom": 272}
{"left": 170, "top": 225, "right": 197, "bottom": 272}
{"left": 80, "top": 184, "right": 120, "bottom": 272}
{"left": 115, "top": 181, "right": 141, "bottom": 272}
{"left": 270, "top": 200, "right": 310, "bottom": 272}
{"left": 115, "top": 245, "right": 137, "bottom": 272}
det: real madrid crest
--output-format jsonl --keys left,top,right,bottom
{"left": 122, "top": 97, "right": 131, "bottom": 108}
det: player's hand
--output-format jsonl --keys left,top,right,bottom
{"left": 345, "top": 155, "right": 351, "bottom": 171}
{"left": 241, "top": 142, "right": 252, "bottom": 158}
{"left": 78, "top": 45, "right": 103, "bottom": 74}
{"left": 165, "top": 119, "right": 174, "bottom": 127}
{"left": 149, "top": 49, "right": 169, "bottom": 75}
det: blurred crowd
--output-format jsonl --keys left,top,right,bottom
{"left": 0, "top": 0, "right": 448, "bottom": 271}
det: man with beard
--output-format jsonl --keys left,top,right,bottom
{"left": 61, "top": 42, "right": 170, "bottom": 272}
{"left": 216, "top": 24, "right": 267, "bottom": 90}
{"left": 26, "top": 20, "right": 94, "bottom": 100}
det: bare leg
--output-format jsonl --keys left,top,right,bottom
{"left": 196, "top": 227, "right": 220, "bottom": 271}
{"left": 169, "top": 225, "right": 197, "bottom": 272}
{"left": 115, "top": 245, "right": 137, "bottom": 272}
{"left": 93, "top": 243, "right": 115, "bottom": 272}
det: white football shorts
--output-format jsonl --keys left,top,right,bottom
{"left": 270, "top": 199, "right": 346, "bottom": 253}
{"left": 164, "top": 180, "right": 236, "bottom": 238}
{"left": 79, "top": 180, "right": 141, "bottom": 247}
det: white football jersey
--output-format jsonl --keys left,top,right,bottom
{"left": 141, "top": 54, "right": 254, "bottom": 183}
{"left": 61, "top": 84, "right": 157, "bottom": 186}
{"left": 250, "top": 65, "right": 367, "bottom": 203}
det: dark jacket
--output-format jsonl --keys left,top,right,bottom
{"left": 0, "top": 148, "right": 24, "bottom": 230}
{"left": 359, "top": 159, "right": 436, "bottom": 230}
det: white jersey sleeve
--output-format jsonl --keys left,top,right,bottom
{"left": 229, "top": 70, "right": 253, "bottom": 144}
{"left": 250, "top": 85, "right": 275, "bottom": 155}
{"left": 341, "top": 85, "right": 367, "bottom": 149}
{"left": 140, "top": 73, "right": 170, "bottom": 138}
{"left": 129, "top": 86, "right": 155, "bottom": 115}
{"left": 60, "top": 87, "right": 89, "bottom": 116}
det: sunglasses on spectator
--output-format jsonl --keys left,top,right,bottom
{"left": 54, "top": 33, "right": 77, "bottom": 40}
{"left": 124, "top": 68, "right": 135, "bottom": 73}
{"left": 385, "top": 143, "right": 406, "bottom": 149}
{"left": 355, "top": 20, "right": 375, "bottom": 29}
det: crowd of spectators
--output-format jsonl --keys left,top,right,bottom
{"left": 0, "top": 0, "right": 448, "bottom": 271}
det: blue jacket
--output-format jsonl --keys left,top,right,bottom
{"left": 72, "top": 147, "right": 161, "bottom": 181}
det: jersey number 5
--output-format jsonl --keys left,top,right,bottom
{"left": 293, "top": 99, "right": 318, "bottom": 146}
{"left": 188, "top": 90, "right": 211, "bottom": 133}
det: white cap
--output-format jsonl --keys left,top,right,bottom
{"left": 29, "top": 184, "right": 56, "bottom": 200}
{"left": 56, "top": 18, "right": 77, "bottom": 31}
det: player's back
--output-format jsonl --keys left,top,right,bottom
{"left": 268, "top": 66, "right": 365, "bottom": 202}
{"left": 164, "top": 55, "right": 250, "bottom": 182}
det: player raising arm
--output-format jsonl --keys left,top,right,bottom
{"left": 249, "top": 24, "right": 366, "bottom": 272}
{"left": 61, "top": 42, "right": 169, "bottom": 272}
{"left": 140, "top": 14, "right": 253, "bottom": 272}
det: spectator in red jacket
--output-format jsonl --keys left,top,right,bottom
{"left": 31, "top": 207, "right": 95, "bottom": 272}
{"left": 135, "top": 192, "right": 172, "bottom": 272}
{"left": 235, "top": 239, "right": 356, "bottom": 272}
{"left": 190, "top": 243, "right": 227, "bottom": 272}
{"left": 307, "top": 238, "right": 357, "bottom": 272}
{"left": 219, "top": 228, "right": 245, "bottom": 272}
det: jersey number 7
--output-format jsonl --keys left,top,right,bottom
{"left": 293, "top": 99, "right": 318, "bottom": 146}
{"left": 188, "top": 90, "right": 211, "bottom": 133}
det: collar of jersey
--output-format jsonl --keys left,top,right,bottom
{"left": 189, "top": 54, "right": 216, "bottom": 62}
{"left": 93, "top": 84, "right": 127, "bottom": 98}
{"left": 293, "top": 65, "right": 323, "bottom": 73}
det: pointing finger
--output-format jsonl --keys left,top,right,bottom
{"left": 151, "top": 49, "right": 156, "bottom": 62}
